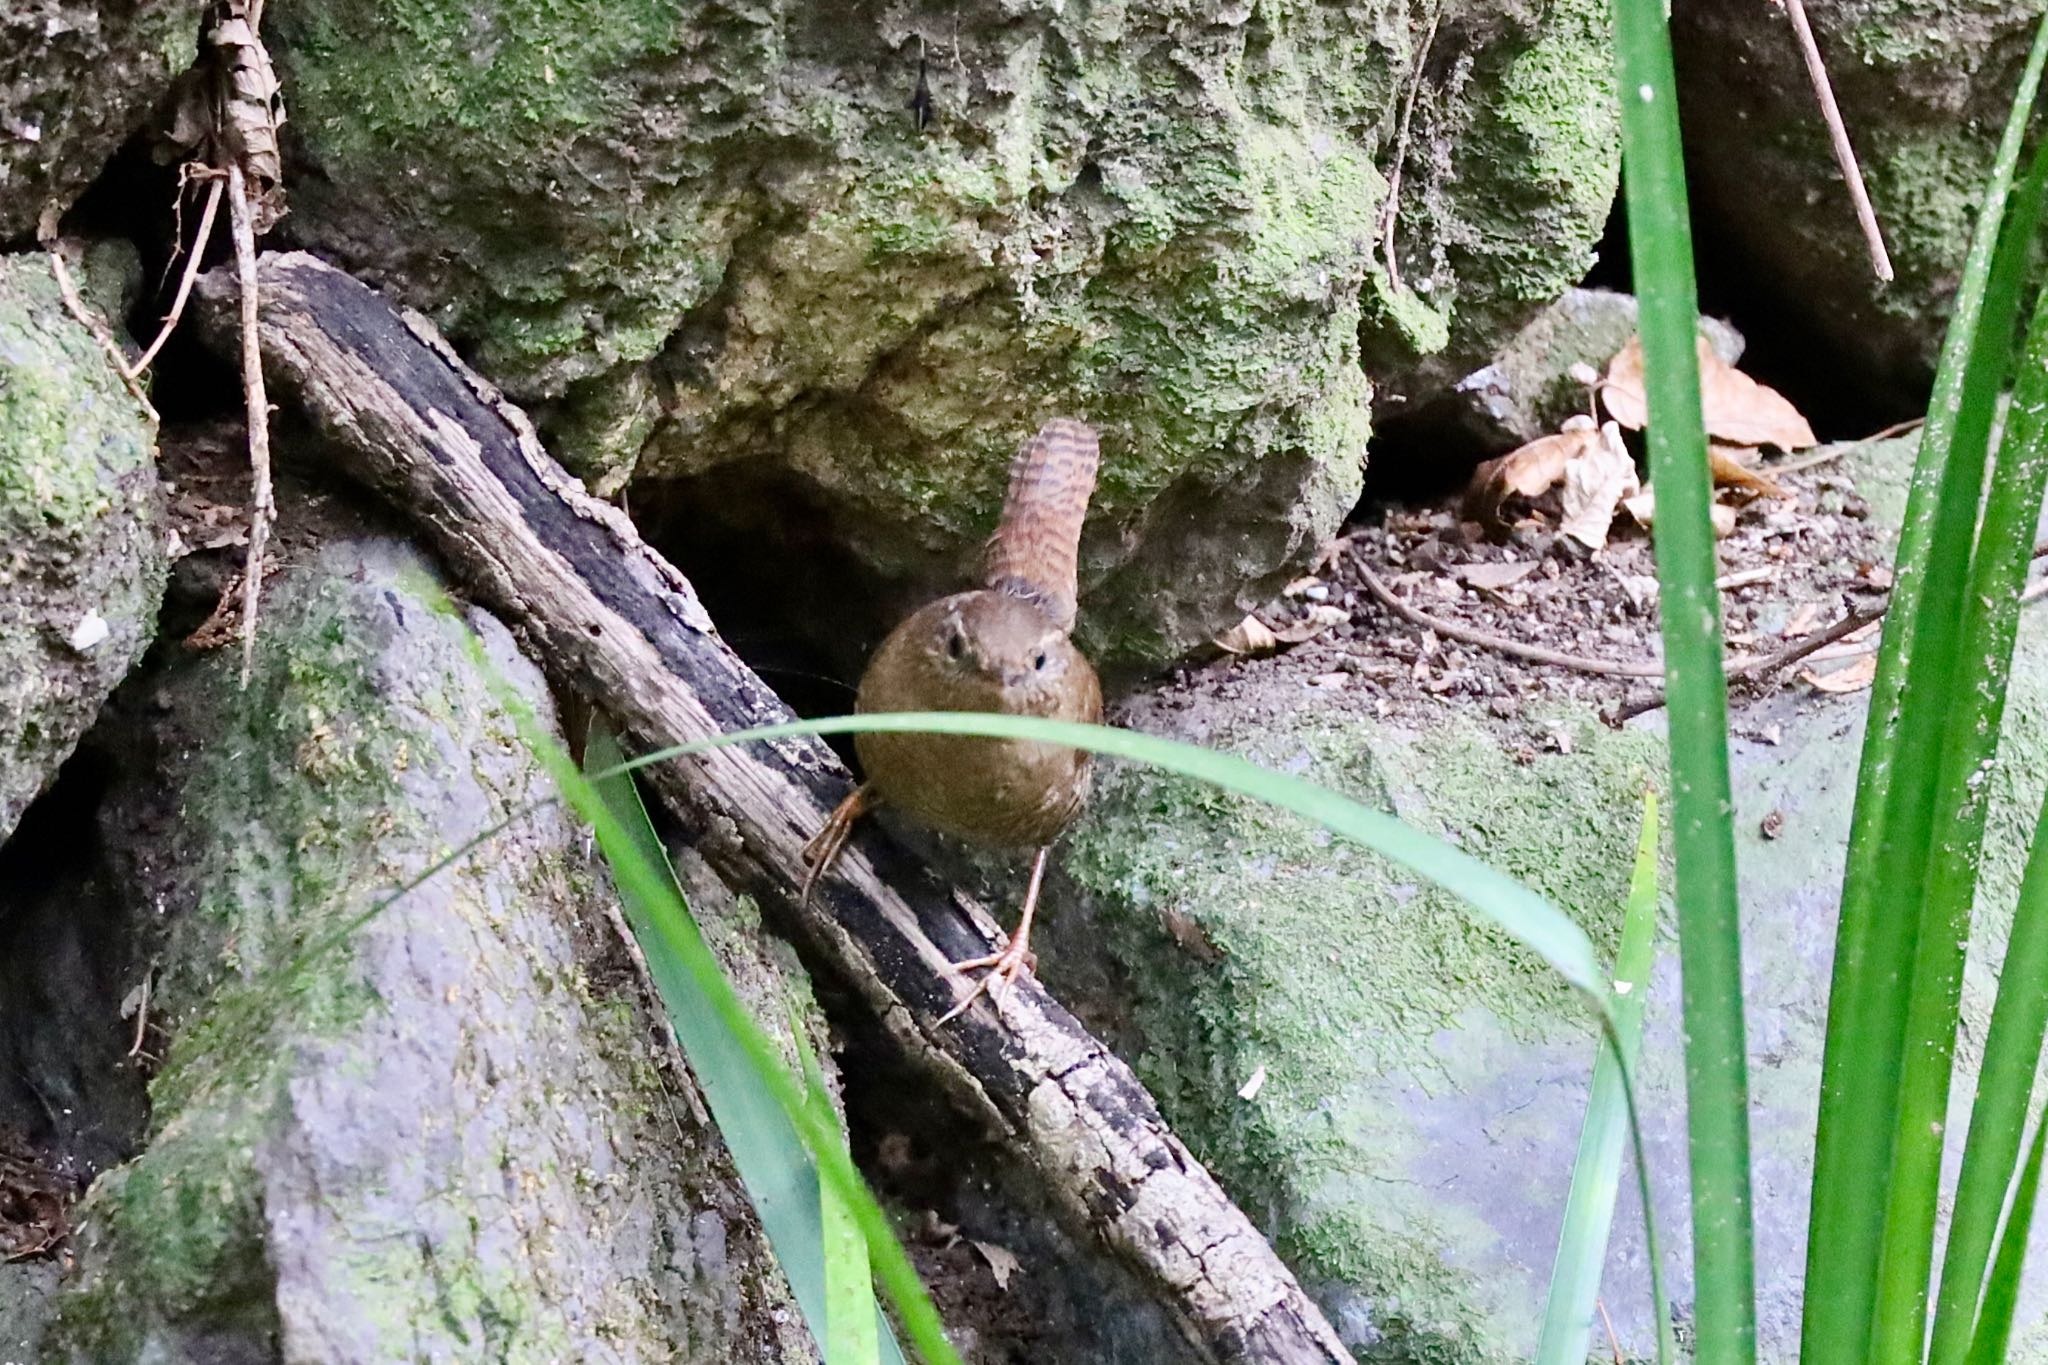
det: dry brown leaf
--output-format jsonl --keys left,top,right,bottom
{"left": 1601, "top": 336, "right": 1651, "bottom": 430}
{"left": 1784, "top": 601, "right": 1822, "bottom": 636}
{"left": 1214, "top": 615, "right": 1279, "bottom": 655}
{"left": 1215, "top": 605, "right": 1346, "bottom": 655}
{"left": 1456, "top": 561, "right": 1538, "bottom": 591}
{"left": 1710, "top": 445, "right": 1791, "bottom": 498}
{"left": 1462, "top": 427, "right": 1599, "bottom": 533}
{"left": 159, "top": 1, "right": 288, "bottom": 229}
{"left": 1559, "top": 422, "right": 1640, "bottom": 551}
{"left": 1602, "top": 336, "right": 1818, "bottom": 450}
{"left": 972, "top": 1240, "right": 1023, "bottom": 1291}
{"left": 1274, "top": 604, "right": 1349, "bottom": 644}
{"left": 1802, "top": 654, "right": 1878, "bottom": 694}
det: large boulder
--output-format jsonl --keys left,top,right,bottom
{"left": 267, "top": 0, "right": 1620, "bottom": 664}
{"left": 0, "top": 0, "right": 201, "bottom": 238}
{"left": 1673, "top": 0, "right": 2044, "bottom": 398}
{"left": 39, "top": 537, "right": 819, "bottom": 1364}
{"left": 1046, "top": 433, "right": 2048, "bottom": 1359}
{"left": 0, "top": 251, "right": 167, "bottom": 845}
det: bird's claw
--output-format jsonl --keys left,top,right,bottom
{"left": 936, "top": 938, "right": 1037, "bottom": 1025}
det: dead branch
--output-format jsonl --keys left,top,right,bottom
{"left": 1609, "top": 599, "right": 1889, "bottom": 723}
{"left": 36, "top": 205, "right": 158, "bottom": 422}
{"left": 127, "top": 170, "right": 225, "bottom": 378}
{"left": 1775, "top": 0, "right": 1893, "bottom": 282}
{"left": 192, "top": 252, "right": 1352, "bottom": 1365}
{"left": 226, "top": 164, "right": 274, "bottom": 686}
{"left": 1355, "top": 555, "right": 1668, "bottom": 678}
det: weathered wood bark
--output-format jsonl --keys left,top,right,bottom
{"left": 193, "top": 253, "right": 1353, "bottom": 1364}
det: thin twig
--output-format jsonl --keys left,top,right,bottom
{"left": 1610, "top": 601, "right": 1888, "bottom": 723}
{"left": 1771, "top": 417, "right": 1923, "bottom": 475}
{"left": 37, "top": 205, "right": 159, "bottom": 423}
{"left": 1358, "top": 550, "right": 1915, "bottom": 721}
{"left": 1727, "top": 601, "right": 1889, "bottom": 682}
{"left": 1596, "top": 1299, "right": 1626, "bottom": 1365}
{"left": 228, "top": 163, "right": 275, "bottom": 687}
{"left": 1778, "top": 0, "right": 1893, "bottom": 282}
{"left": 1374, "top": 0, "right": 1443, "bottom": 296}
{"left": 1355, "top": 555, "right": 1667, "bottom": 677}
{"left": 127, "top": 171, "right": 225, "bottom": 378}
{"left": 126, "top": 969, "right": 153, "bottom": 1059}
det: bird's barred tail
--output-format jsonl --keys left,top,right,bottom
{"left": 983, "top": 418, "right": 1100, "bottom": 634}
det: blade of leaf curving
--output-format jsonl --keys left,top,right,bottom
{"left": 792, "top": 1008, "right": 885, "bottom": 1365}
{"left": 615, "top": 713, "right": 1607, "bottom": 1001}
{"left": 1537, "top": 793, "right": 1669, "bottom": 1365}
{"left": 1932, "top": 785, "right": 2048, "bottom": 1363}
{"left": 1965, "top": 1117, "right": 2048, "bottom": 1365}
{"left": 588, "top": 723, "right": 904, "bottom": 1365}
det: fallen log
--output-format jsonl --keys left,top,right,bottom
{"left": 194, "top": 252, "right": 1352, "bottom": 1364}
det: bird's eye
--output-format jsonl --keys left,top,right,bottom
{"left": 1032, "top": 651, "right": 1049, "bottom": 671}
{"left": 946, "top": 630, "right": 966, "bottom": 660}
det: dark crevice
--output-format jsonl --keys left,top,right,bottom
{"left": 64, "top": 131, "right": 243, "bottom": 425}
{"left": 0, "top": 739, "right": 153, "bottom": 1184}
{"left": 817, "top": 963, "right": 1183, "bottom": 1364}
{"left": 1583, "top": 191, "right": 1913, "bottom": 440}
{"left": 1361, "top": 186, "right": 1909, "bottom": 515}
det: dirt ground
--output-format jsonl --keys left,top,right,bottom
{"left": 1166, "top": 440, "right": 1908, "bottom": 747}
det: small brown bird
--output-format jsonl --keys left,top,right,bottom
{"left": 802, "top": 419, "right": 1103, "bottom": 1021}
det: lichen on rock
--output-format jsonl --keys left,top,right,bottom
{"left": 268, "top": 0, "right": 1619, "bottom": 663}
{"left": 0, "top": 0, "right": 202, "bottom": 240}
{"left": 51, "top": 538, "right": 818, "bottom": 1365}
{"left": 0, "top": 251, "right": 167, "bottom": 845}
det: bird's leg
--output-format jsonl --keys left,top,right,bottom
{"left": 800, "top": 783, "right": 876, "bottom": 908}
{"left": 938, "top": 845, "right": 1050, "bottom": 1025}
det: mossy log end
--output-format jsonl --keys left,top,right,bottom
{"left": 193, "top": 252, "right": 1351, "bottom": 1365}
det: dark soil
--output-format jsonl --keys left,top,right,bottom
{"left": 1161, "top": 440, "right": 1903, "bottom": 743}
{"left": 0, "top": 1131, "right": 74, "bottom": 1266}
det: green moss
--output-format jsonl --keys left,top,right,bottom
{"left": 1063, "top": 707, "right": 1665, "bottom": 1354}
{"left": 54, "top": 578, "right": 483, "bottom": 1357}
{"left": 1871, "top": 130, "right": 1994, "bottom": 304}
{"left": 1445, "top": 0, "right": 1621, "bottom": 315}
{"left": 0, "top": 262, "right": 144, "bottom": 532}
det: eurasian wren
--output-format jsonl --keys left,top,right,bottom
{"left": 802, "top": 418, "right": 1103, "bottom": 1021}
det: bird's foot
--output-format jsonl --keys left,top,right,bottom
{"left": 936, "top": 936, "right": 1038, "bottom": 1025}
{"left": 799, "top": 784, "right": 874, "bottom": 908}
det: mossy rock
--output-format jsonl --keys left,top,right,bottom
{"left": 1051, "top": 434, "right": 2048, "bottom": 1359}
{"left": 51, "top": 538, "right": 819, "bottom": 1364}
{"left": 267, "top": 0, "right": 1619, "bottom": 664}
{"left": 1673, "top": 0, "right": 2045, "bottom": 396}
{"left": 0, "top": 251, "right": 166, "bottom": 843}
{"left": 0, "top": 1, "right": 201, "bottom": 239}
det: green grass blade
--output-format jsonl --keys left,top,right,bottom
{"left": 587, "top": 724, "right": 904, "bottom": 1365}
{"left": 1537, "top": 792, "right": 1669, "bottom": 1365}
{"left": 791, "top": 1009, "right": 885, "bottom": 1365}
{"left": 606, "top": 710, "right": 1673, "bottom": 1346}
{"left": 1609, "top": 0, "right": 1754, "bottom": 1356}
{"left": 1805, "top": 21, "right": 2048, "bottom": 1362}
{"left": 616, "top": 712, "right": 1607, "bottom": 1000}
{"left": 1881, "top": 163, "right": 2048, "bottom": 1361}
{"left": 617, "top": 712, "right": 1680, "bottom": 1336}
{"left": 1966, "top": 1117, "right": 2048, "bottom": 1365}
{"left": 1933, "top": 780, "right": 2048, "bottom": 1361}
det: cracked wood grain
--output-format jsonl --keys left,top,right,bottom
{"left": 193, "top": 252, "right": 1353, "bottom": 1365}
